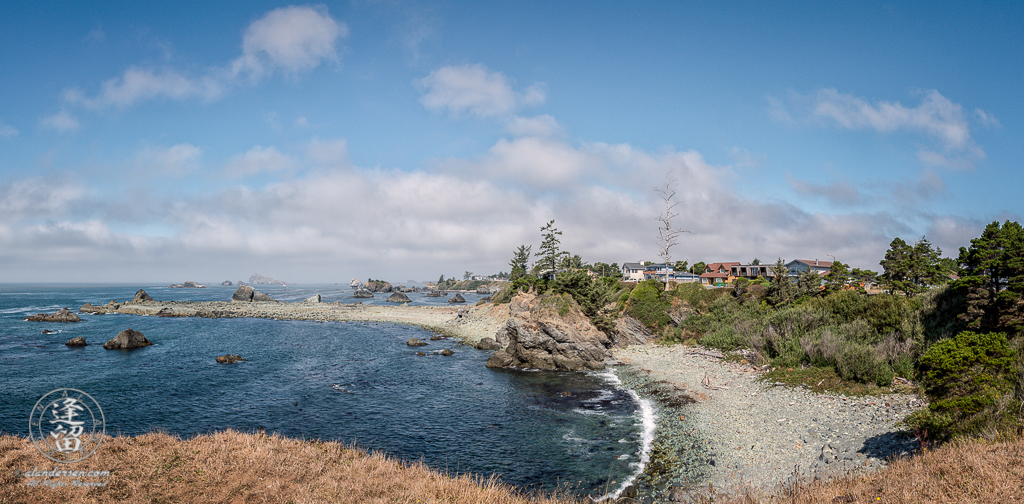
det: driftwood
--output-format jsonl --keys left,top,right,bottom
{"left": 701, "top": 372, "right": 729, "bottom": 390}
{"left": 686, "top": 349, "right": 725, "bottom": 359}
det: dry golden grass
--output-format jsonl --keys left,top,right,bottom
{"left": 676, "top": 434, "right": 1024, "bottom": 504}
{"left": 4, "top": 431, "right": 1022, "bottom": 504}
{"left": 0, "top": 430, "right": 580, "bottom": 504}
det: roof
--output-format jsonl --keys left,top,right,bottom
{"left": 705, "top": 262, "right": 740, "bottom": 272}
{"left": 622, "top": 262, "right": 645, "bottom": 270}
{"left": 700, "top": 272, "right": 730, "bottom": 279}
{"left": 789, "top": 259, "right": 833, "bottom": 268}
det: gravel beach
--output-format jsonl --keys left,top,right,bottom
{"left": 611, "top": 344, "right": 924, "bottom": 502}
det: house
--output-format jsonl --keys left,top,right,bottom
{"left": 731, "top": 263, "right": 776, "bottom": 280}
{"left": 785, "top": 259, "right": 833, "bottom": 278}
{"left": 642, "top": 263, "right": 700, "bottom": 283}
{"left": 621, "top": 262, "right": 647, "bottom": 282}
{"left": 699, "top": 262, "right": 740, "bottom": 286}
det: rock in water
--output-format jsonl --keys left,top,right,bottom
{"left": 221, "top": 281, "right": 233, "bottom": 286}
{"left": 441, "top": 349, "right": 454, "bottom": 356}
{"left": 232, "top": 285, "right": 256, "bottom": 302}
{"left": 216, "top": 354, "right": 243, "bottom": 364}
{"left": 353, "top": 289, "right": 373, "bottom": 298}
{"left": 406, "top": 338, "right": 428, "bottom": 347}
{"left": 25, "top": 307, "right": 81, "bottom": 322}
{"left": 252, "top": 291, "right": 276, "bottom": 302}
{"left": 387, "top": 292, "right": 411, "bottom": 303}
{"left": 131, "top": 289, "right": 155, "bottom": 303}
{"left": 475, "top": 337, "right": 502, "bottom": 350}
{"left": 103, "top": 328, "right": 152, "bottom": 350}
{"left": 303, "top": 294, "right": 322, "bottom": 303}
{"left": 448, "top": 293, "right": 466, "bottom": 304}
{"left": 65, "top": 336, "right": 86, "bottom": 346}
{"left": 485, "top": 292, "right": 611, "bottom": 371}
{"left": 79, "top": 303, "right": 106, "bottom": 314}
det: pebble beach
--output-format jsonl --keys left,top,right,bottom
{"left": 611, "top": 344, "right": 924, "bottom": 502}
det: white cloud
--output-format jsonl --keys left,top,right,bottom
{"left": 974, "top": 108, "right": 1001, "bottom": 128}
{"left": 0, "top": 119, "right": 18, "bottom": 137}
{"left": 136, "top": 143, "right": 202, "bottom": 176}
{"left": 811, "top": 89, "right": 970, "bottom": 150}
{"left": 0, "top": 136, "right": 987, "bottom": 282}
{"left": 789, "top": 177, "right": 863, "bottom": 206}
{"left": 232, "top": 5, "right": 346, "bottom": 80}
{"left": 65, "top": 6, "right": 344, "bottom": 109}
{"left": 418, "top": 64, "right": 546, "bottom": 118}
{"left": 40, "top": 110, "right": 80, "bottom": 131}
{"left": 71, "top": 67, "right": 225, "bottom": 108}
{"left": 225, "top": 146, "right": 298, "bottom": 177}
{"left": 728, "top": 147, "right": 764, "bottom": 168}
{"left": 505, "top": 114, "right": 562, "bottom": 137}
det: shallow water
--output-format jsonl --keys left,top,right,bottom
{"left": 0, "top": 284, "right": 649, "bottom": 496}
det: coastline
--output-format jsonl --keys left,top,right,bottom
{"left": 610, "top": 344, "right": 924, "bottom": 500}
{"left": 91, "top": 298, "right": 510, "bottom": 345}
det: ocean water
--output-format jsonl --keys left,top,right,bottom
{"left": 0, "top": 284, "right": 653, "bottom": 497}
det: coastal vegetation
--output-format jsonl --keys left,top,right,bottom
{"left": 499, "top": 219, "right": 1024, "bottom": 441}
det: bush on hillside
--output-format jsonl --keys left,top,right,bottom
{"left": 625, "top": 280, "right": 672, "bottom": 331}
{"left": 907, "top": 330, "right": 1019, "bottom": 440}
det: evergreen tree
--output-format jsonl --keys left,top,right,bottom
{"left": 797, "top": 267, "right": 821, "bottom": 296}
{"left": 956, "top": 220, "right": 1024, "bottom": 334}
{"left": 509, "top": 244, "right": 532, "bottom": 281}
{"left": 691, "top": 261, "right": 707, "bottom": 276}
{"left": 767, "top": 258, "right": 796, "bottom": 306}
{"left": 535, "top": 220, "right": 566, "bottom": 278}
{"left": 880, "top": 236, "right": 945, "bottom": 296}
{"left": 824, "top": 261, "right": 851, "bottom": 293}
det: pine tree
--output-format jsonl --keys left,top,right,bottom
{"left": 535, "top": 220, "right": 566, "bottom": 279}
{"left": 767, "top": 258, "right": 796, "bottom": 306}
{"left": 509, "top": 245, "right": 532, "bottom": 281}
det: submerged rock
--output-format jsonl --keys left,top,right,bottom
{"left": 65, "top": 336, "right": 86, "bottom": 347}
{"left": 441, "top": 349, "right": 454, "bottom": 356}
{"left": 25, "top": 308, "right": 81, "bottom": 323}
{"left": 103, "top": 328, "right": 152, "bottom": 350}
{"left": 406, "top": 338, "right": 428, "bottom": 347}
{"left": 216, "top": 354, "right": 243, "bottom": 364}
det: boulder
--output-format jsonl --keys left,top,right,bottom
{"left": 79, "top": 303, "right": 106, "bottom": 314}
{"left": 216, "top": 354, "right": 243, "bottom": 364}
{"left": 65, "top": 336, "right": 86, "bottom": 347}
{"left": 350, "top": 278, "right": 363, "bottom": 289}
{"left": 353, "top": 289, "right": 373, "bottom": 298}
{"left": 441, "top": 349, "right": 454, "bottom": 356}
{"left": 42, "top": 329, "right": 57, "bottom": 334}
{"left": 221, "top": 281, "right": 233, "bottom": 286}
{"left": 424, "top": 291, "right": 442, "bottom": 297}
{"left": 415, "top": 351, "right": 426, "bottom": 356}
{"left": 251, "top": 291, "right": 276, "bottom": 302}
{"left": 387, "top": 292, "right": 411, "bottom": 303}
{"left": 104, "top": 300, "right": 121, "bottom": 310}
{"left": 25, "top": 308, "right": 81, "bottom": 323}
{"left": 406, "top": 338, "right": 428, "bottom": 347}
{"left": 103, "top": 329, "right": 152, "bottom": 350}
{"left": 475, "top": 337, "right": 502, "bottom": 351}
{"left": 364, "top": 280, "right": 393, "bottom": 293}
{"left": 484, "top": 292, "right": 611, "bottom": 371}
{"left": 610, "top": 315, "right": 655, "bottom": 347}
{"left": 131, "top": 289, "right": 155, "bottom": 303}
{"left": 303, "top": 294, "right": 322, "bottom": 303}
{"left": 232, "top": 285, "right": 256, "bottom": 302}
{"left": 448, "top": 293, "right": 466, "bottom": 304}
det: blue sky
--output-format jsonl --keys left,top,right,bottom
{"left": 0, "top": 1, "right": 1020, "bottom": 283}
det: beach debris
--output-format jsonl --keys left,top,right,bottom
{"left": 701, "top": 372, "right": 729, "bottom": 390}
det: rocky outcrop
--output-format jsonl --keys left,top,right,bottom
{"left": 387, "top": 292, "right": 411, "bottom": 303}
{"left": 350, "top": 278, "right": 363, "bottom": 289}
{"left": 103, "top": 328, "right": 152, "bottom": 350}
{"left": 170, "top": 281, "right": 207, "bottom": 288}
{"left": 353, "top": 289, "right": 373, "bottom": 298}
{"left": 65, "top": 336, "right": 86, "bottom": 346}
{"left": 25, "top": 308, "right": 81, "bottom": 323}
{"left": 485, "top": 293, "right": 611, "bottom": 371}
{"left": 249, "top": 273, "right": 287, "bottom": 285}
{"left": 216, "top": 354, "right": 243, "bottom": 364}
{"left": 221, "top": 281, "right": 233, "bottom": 286}
{"left": 441, "top": 349, "right": 454, "bottom": 356}
{"left": 231, "top": 285, "right": 277, "bottom": 302}
{"left": 406, "top": 338, "right": 428, "bottom": 347}
{"left": 424, "top": 291, "right": 442, "bottom": 298}
{"left": 448, "top": 293, "right": 466, "bottom": 304}
{"left": 303, "top": 294, "right": 322, "bottom": 303}
{"left": 79, "top": 303, "right": 106, "bottom": 314}
{"left": 363, "top": 280, "right": 393, "bottom": 293}
{"left": 475, "top": 337, "right": 502, "bottom": 350}
{"left": 131, "top": 289, "right": 155, "bottom": 303}
{"left": 609, "top": 315, "right": 655, "bottom": 347}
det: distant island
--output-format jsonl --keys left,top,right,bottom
{"left": 247, "top": 273, "right": 289, "bottom": 285}
{"left": 169, "top": 281, "right": 207, "bottom": 288}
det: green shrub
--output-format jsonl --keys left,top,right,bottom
{"left": 836, "top": 343, "right": 893, "bottom": 386}
{"left": 625, "top": 280, "right": 672, "bottom": 331}
{"left": 908, "top": 330, "right": 1019, "bottom": 440}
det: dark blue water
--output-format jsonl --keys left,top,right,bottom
{"left": 0, "top": 284, "right": 650, "bottom": 497}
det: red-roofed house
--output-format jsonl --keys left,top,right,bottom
{"left": 700, "top": 262, "right": 740, "bottom": 286}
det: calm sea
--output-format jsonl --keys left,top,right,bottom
{"left": 0, "top": 284, "right": 653, "bottom": 497}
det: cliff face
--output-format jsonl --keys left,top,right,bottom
{"left": 485, "top": 292, "right": 613, "bottom": 371}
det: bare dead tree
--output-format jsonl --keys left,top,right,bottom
{"left": 654, "top": 172, "right": 692, "bottom": 290}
